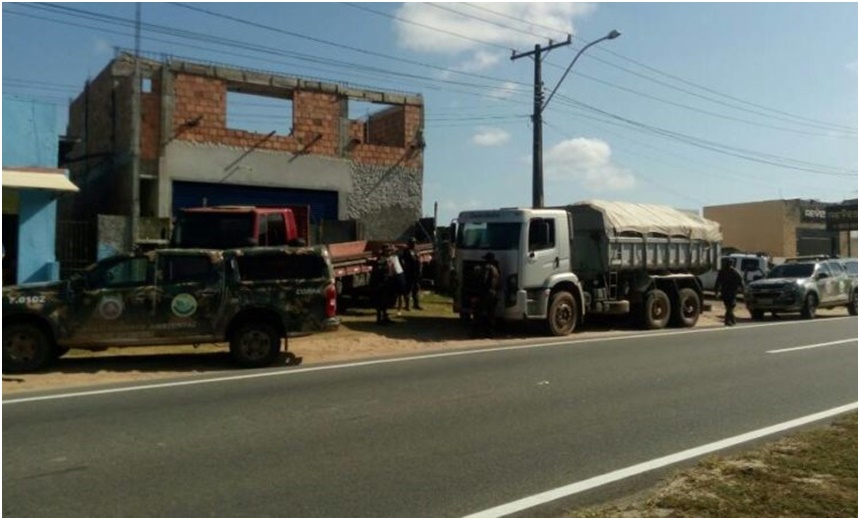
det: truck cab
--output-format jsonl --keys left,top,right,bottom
{"left": 171, "top": 206, "right": 307, "bottom": 249}
{"left": 453, "top": 208, "right": 585, "bottom": 335}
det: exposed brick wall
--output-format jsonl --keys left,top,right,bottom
{"left": 169, "top": 71, "right": 422, "bottom": 169}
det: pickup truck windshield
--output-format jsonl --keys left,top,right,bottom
{"left": 767, "top": 263, "right": 814, "bottom": 279}
{"left": 173, "top": 213, "right": 254, "bottom": 249}
{"left": 457, "top": 222, "right": 521, "bottom": 250}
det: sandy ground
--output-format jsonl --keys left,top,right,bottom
{"left": 2, "top": 296, "right": 850, "bottom": 395}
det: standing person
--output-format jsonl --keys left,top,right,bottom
{"left": 370, "top": 247, "right": 393, "bottom": 325}
{"left": 478, "top": 252, "right": 501, "bottom": 336}
{"left": 400, "top": 238, "right": 423, "bottom": 311}
{"left": 714, "top": 258, "right": 744, "bottom": 326}
{"left": 386, "top": 244, "right": 407, "bottom": 317}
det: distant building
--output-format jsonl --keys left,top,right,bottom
{"left": 703, "top": 199, "right": 856, "bottom": 259}
{"left": 61, "top": 52, "right": 425, "bottom": 256}
{"left": 2, "top": 96, "right": 79, "bottom": 285}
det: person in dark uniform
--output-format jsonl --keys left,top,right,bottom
{"left": 478, "top": 252, "right": 501, "bottom": 336}
{"left": 400, "top": 238, "right": 423, "bottom": 311}
{"left": 714, "top": 258, "right": 745, "bottom": 326}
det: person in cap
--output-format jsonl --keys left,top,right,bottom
{"left": 478, "top": 252, "right": 501, "bottom": 336}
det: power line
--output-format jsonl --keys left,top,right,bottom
{"left": 465, "top": 2, "right": 857, "bottom": 133}
{"left": 342, "top": 2, "right": 514, "bottom": 52}
{"left": 171, "top": 2, "right": 528, "bottom": 88}
{"left": 426, "top": 3, "right": 560, "bottom": 42}
{"left": 554, "top": 95, "right": 856, "bottom": 177}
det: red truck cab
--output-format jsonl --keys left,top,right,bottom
{"left": 171, "top": 206, "right": 308, "bottom": 249}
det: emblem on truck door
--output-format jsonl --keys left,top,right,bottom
{"left": 99, "top": 295, "right": 124, "bottom": 320}
{"left": 171, "top": 293, "right": 198, "bottom": 318}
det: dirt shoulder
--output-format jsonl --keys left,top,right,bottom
{"left": 1, "top": 294, "right": 849, "bottom": 394}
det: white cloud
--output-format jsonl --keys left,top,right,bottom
{"left": 473, "top": 127, "right": 511, "bottom": 147}
{"left": 455, "top": 50, "right": 502, "bottom": 73}
{"left": 394, "top": 3, "right": 595, "bottom": 55}
{"left": 544, "top": 137, "right": 635, "bottom": 191}
{"left": 488, "top": 81, "right": 520, "bottom": 100}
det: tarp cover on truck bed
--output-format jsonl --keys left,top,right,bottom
{"left": 568, "top": 200, "right": 722, "bottom": 242}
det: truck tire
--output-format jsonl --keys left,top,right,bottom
{"left": 671, "top": 288, "right": 701, "bottom": 328}
{"left": 800, "top": 293, "right": 818, "bottom": 320}
{"left": 3, "top": 323, "right": 53, "bottom": 373}
{"left": 229, "top": 323, "right": 282, "bottom": 368}
{"left": 750, "top": 309, "right": 765, "bottom": 321}
{"left": 546, "top": 291, "right": 577, "bottom": 336}
{"left": 642, "top": 289, "right": 671, "bottom": 330}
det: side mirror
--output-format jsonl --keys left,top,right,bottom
{"left": 753, "top": 274, "right": 764, "bottom": 281}
{"left": 448, "top": 222, "right": 457, "bottom": 244}
{"left": 816, "top": 272, "right": 828, "bottom": 280}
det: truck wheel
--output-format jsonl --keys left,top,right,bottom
{"left": 642, "top": 289, "right": 671, "bottom": 330}
{"left": 671, "top": 288, "right": 700, "bottom": 328}
{"left": 3, "top": 323, "right": 53, "bottom": 373}
{"left": 750, "top": 309, "right": 765, "bottom": 321}
{"left": 849, "top": 290, "right": 858, "bottom": 316}
{"left": 546, "top": 291, "right": 577, "bottom": 336}
{"left": 800, "top": 293, "right": 818, "bottom": 320}
{"left": 229, "top": 323, "right": 281, "bottom": 368}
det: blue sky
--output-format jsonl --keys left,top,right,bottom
{"left": 3, "top": 2, "right": 857, "bottom": 223}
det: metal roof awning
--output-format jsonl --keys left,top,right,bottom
{"left": 2, "top": 168, "right": 79, "bottom": 192}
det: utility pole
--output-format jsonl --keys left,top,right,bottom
{"left": 130, "top": 2, "right": 142, "bottom": 252}
{"left": 511, "top": 37, "right": 571, "bottom": 209}
{"left": 512, "top": 31, "right": 620, "bottom": 209}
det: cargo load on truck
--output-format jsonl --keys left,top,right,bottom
{"left": 565, "top": 200, "right": 721, "bottom": 275}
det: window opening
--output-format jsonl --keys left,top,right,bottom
{"left": 226, "top": 89, "right": 293, "bottom": 136}
{"left": 348, "top": 100, "right": 405, "bottom": 147}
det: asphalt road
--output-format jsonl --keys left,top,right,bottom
{"left": 3, "top": 317, "right": 857, "bottom": 517}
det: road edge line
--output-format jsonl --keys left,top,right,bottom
{"left": 465, "top": 403, "right": 859, "bottom": 518}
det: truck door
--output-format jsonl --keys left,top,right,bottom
{"left": 72, "top": 256, "right": 155, "bottom": 342}
{"left": 522, "top": 217, "right": 559, "bottom": 289}
{"left": 152, "top": 252, "right": 224, "bottom": 338}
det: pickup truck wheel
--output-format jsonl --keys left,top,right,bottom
{"left": 642, "top": 289, "right": 671, "bottom": 330}
{"left": 3, "top": 324, "right": 53, "bottom": 373}
{"left": 849, "top": 290, "right": 858, "bottom": 316}
{"left": 750, "top": 309, "right": 765, "bottom": 320}
{"left": 800, "top": 293, "right": 818, "bottom": 320}
{"left": 230, "top": 323, "right": 281, "bottom": 368}
{"left": 671, "top": 288, "right": 700, "bottom": 328}
{"left": 546, "top": 291, "right": 577, "bottom": 336}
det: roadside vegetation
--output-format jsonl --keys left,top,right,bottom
{"left": 572, "top": 412, "right": 858, "bottom": 518}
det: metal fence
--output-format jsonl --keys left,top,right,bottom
{"left": 56, "top": 220, "right": 96, "bottom": 279}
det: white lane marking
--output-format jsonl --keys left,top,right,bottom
{"left": 3, "top": 316, "right": 856, "bottom": 405}
{"left": 465, "top": 403, "right": 858, "bottom": 518}
{"left": 767, "top": 338, "right": 858, "bottom": 354}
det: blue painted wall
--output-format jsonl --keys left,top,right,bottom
{"left": 2, "top": 96, "right": 62, "bottom": 283}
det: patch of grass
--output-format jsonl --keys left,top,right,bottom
{"left": 573, "top": 412, "right": 857, "bottom": 518}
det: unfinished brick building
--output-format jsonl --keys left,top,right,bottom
{"left": 62, "top": 53, "right": 425, "bottom": 247}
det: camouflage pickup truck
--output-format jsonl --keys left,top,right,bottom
{"left": 3, "top": 246, "right": 340, "bottom": 373}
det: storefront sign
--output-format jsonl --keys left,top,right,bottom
{"left": 799, "top": 202, "right": 828, "bottom": 223}
{"left": 826, "top": 203, "right": 858, "bottom": 231}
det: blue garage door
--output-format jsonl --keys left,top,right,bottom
{"left": 172, "top": 181, "right": 338, "bottom": 223}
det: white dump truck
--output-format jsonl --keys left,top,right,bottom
{"left": 453, "top": 201, "right": 722, "bottom": 335}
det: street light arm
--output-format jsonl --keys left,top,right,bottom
{"left": 542, "top": 30, "right": 620, "bottom": 113}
